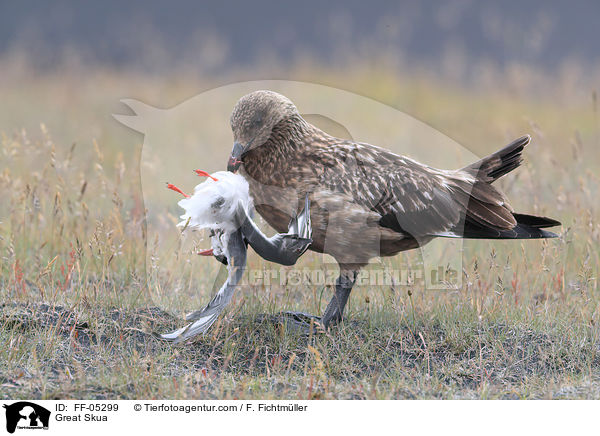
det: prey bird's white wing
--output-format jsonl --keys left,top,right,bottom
{"left": 154, "top": 227, "right": 247, "bottom": 343}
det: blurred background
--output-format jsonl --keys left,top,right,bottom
{"left": 2, "top": 0, "right": 600, "bottom": 75}
{"left": 2, "top": 0, "right": 600, "bottom": 144}
{"left": 1, "top": 0, "right": 599, "bottom": 162}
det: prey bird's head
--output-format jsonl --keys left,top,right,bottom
{"left": 228, "top": 90, "right": 299, "bottom": 172}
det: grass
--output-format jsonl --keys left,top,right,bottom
{"left": 0, "top": 60, "right": 599, "bottom": 399}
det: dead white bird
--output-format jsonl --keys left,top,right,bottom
{"left": 155, "top": 170, "right": 312, "bottom": 343}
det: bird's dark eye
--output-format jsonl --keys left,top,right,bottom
{"left": 251, "top": 111, "right": 266, "bottom": 127}
{"left": 211, "top": 197, "right": 225, "bottom": 209}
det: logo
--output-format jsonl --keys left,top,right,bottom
{"left": 114, "top": 80, "right": 476, "bottom": 292}
{"left": 3, "top": 402, "right": 50, "bottom": 434}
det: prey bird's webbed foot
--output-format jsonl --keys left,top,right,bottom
{"left": 279, "top": 194, "right": 313, "bottom": 255}
{"left": 237, "top": 194, "right": 312, "bottom": 266}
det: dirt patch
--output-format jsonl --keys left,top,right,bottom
{"left": 1, "top": 302, "right": 599, "bottom": 399}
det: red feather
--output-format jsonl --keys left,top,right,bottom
{"left": 166, "top": 183, "right": 189, "bottom": 198}
{"left": 194, "top": 170, "right": 219, "bottom": 181}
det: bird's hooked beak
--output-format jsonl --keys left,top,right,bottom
{"left": 227, "top": 141, "right": 244, "bottom": 173}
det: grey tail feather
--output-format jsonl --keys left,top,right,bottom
{"left": 462, "top": 135, "right": 530, "bottom": 182}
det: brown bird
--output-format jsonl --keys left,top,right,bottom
{"left": 227, "top": 90, "right": 560, "bottom": 328}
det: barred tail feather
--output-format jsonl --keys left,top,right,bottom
{"left": 463, "top": 135, "right": 530, "bottom": 182}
